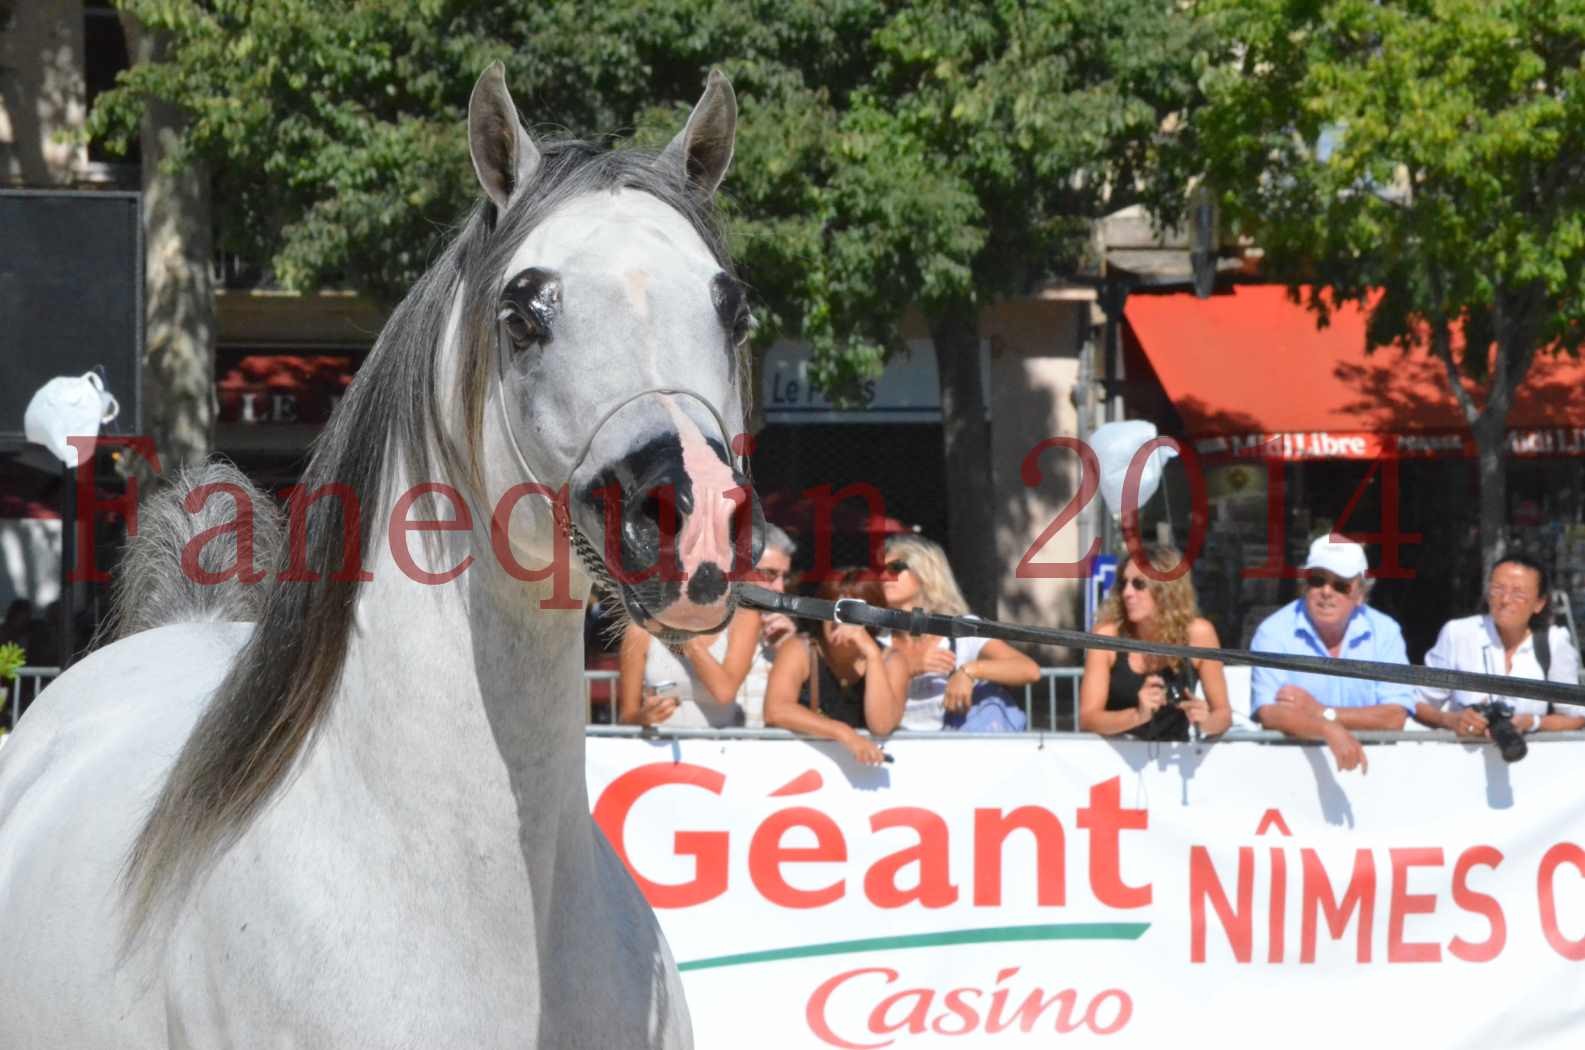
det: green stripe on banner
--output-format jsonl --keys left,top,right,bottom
{"left": 678, "top": 922, "right": 1150, "bottom": 972}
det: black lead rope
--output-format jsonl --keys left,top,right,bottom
{"left": 737, "top": 584, "right": 1585, "bottom": 709}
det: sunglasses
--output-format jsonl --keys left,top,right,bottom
{"left": 885, "top": 560, "right": 909, "bottom": 575}
{"left": 1121, "top": 577, "right": 1151, "bottom": 592}
{"left": 1304, "top": 572, "right": 1358, "bottom": 593}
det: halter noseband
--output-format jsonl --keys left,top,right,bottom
{"left": 494, "top": 376, "right": 746, "bottom": 495}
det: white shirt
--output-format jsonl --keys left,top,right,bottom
{"left": 642, "top": 631, "right": 743, "bottom": 728}
{"left": 901, "top": 634, "right": 994, "bottom": 731}
{"left": 1419, "top": 615, "right": 1582, "bottom": 720}
{"left": 736, "top": 639, "right": 777, "bottom": 729}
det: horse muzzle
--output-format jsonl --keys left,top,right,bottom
{"left": 569, "top": 394, "right": 765, "bottom": 636}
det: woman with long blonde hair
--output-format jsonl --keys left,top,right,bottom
{"left": 1079, "top": 545, "right": 1231, "bottom": 739}
{"left": 880, "top": 534, "right": 1039, "bottom": 730}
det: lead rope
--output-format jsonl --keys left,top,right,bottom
{"left": 736, "top": 584, "right": 1585, "bottom": 709}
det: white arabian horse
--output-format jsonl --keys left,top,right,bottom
{"left": 0, "top": 64, "right": 760, "bottom": 1048}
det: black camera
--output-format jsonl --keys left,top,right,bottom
{"left": 1158, "top": 667, "right": 1190, "bottom": 706}
{"left": 1475, "top": 701, "right": 1528, "bottom": 763}
{"left": 1133, "top": 667, "right": 1195, "bottom": 742}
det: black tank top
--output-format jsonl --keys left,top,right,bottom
{"left": 1105, "top": 654, "right": 1190, "bottom": 742}
{"left": 799, "top": 642, "right": 869, "bottom": 729}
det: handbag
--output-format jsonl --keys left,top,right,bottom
{"left": 940, "top": 637, "right": 1028, "bottom": 732}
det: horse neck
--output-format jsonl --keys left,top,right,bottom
{"left": 327, "top": 488, "right": 592, "bottom": 863}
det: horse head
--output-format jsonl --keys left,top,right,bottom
{"left": 467, "top": 64, "right": 764, "bottom": 639}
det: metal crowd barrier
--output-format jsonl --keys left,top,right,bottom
{"left": 586, "top": 724, "right": 1585, "bottom": 744}
{"left": 584, "top": 667, "right": 1086, "bottom": 728}
{"left": 10, "top": 665, "right": 1585, "bottom": 746}
{"left": 5, "top": 667, "right": 60, "bottom": 731}
{"left": 7, "top": 666, "right": 1086, "bottom": 732}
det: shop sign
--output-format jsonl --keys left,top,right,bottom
{"left": 1196, "top": 428, "right": 1585, "bottom": 461}
{"left": 762, "top": 341, "right": 950, "bottom": 425}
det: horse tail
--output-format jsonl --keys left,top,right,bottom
{"left": 102, "top": 461, "right": 284, "bottom": 641}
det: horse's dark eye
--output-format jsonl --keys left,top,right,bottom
{"left": 499, "top": 307, "right": 544, "bottom": 351}
{"left": 712, "top": 272, "right": 753, "bottom": 347}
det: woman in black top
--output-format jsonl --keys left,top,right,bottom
{"left": 1079, "top": 546, "right": 1232, "bottom": 740}
{"left": 763, "top": 569, "right": 907, "bottom": 765}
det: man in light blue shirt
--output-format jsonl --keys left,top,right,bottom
{"left": 1250, "top": 535, "right": 1413, "bottom": 773}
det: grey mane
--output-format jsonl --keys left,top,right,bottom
{"left": 99, "top": 462, "right": 284, "bottom": 643}
{"left": 121, "top": 137, "right": 735, "bottom": 949}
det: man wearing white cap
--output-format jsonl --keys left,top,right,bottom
{"left": 1249, "top": 534, "right": 1414, "bottom": 773}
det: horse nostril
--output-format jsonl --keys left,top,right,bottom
{"left": 629, "top": 480, "right": 693, "bottom": 548}
{"left": 639, "top": 489, "right": 669, "bottom": 532}
{"left": 686, "top": 562, "right": 727, "bottom": 605}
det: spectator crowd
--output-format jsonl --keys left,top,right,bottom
{"left": 601, "top": 522, "right": 1585, "bottom": 773}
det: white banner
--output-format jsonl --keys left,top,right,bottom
{"left": 586, "top": 734, "right": 1585, "bottom": 1049}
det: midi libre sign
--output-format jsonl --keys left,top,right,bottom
{"left": 585, "top": 736, "right": 1585, "bottom": 1049}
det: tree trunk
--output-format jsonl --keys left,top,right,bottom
{"left": 1431, "top": 290, "right": 1539, "bottom": 596}
{"left": 130, "top": 23, "right": 216, "bottom": 480}
{"left": 930, "top": 300, "right": 1000, "bottom": 617}
{"left": 1472, "top": 414, "right": 1507, "bottom": 583}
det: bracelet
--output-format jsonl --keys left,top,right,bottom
{"left": 952, "top": 665, "right": 977, "bottom": 683}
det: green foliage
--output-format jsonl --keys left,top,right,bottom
{"left": 0, "top": 642, "right": 24, "bottom": 684}
{"left": 1188, "top": 0, "right": 1585, "bottom": 371}
{"left": 93, "top": 1, "right": 1202, "bottom": 396}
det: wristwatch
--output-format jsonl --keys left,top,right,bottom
{"left": 1321, "top": 707, "right": 1338, "bottom": 723}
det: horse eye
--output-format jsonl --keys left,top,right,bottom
{"left": 499, "top": 307, "right": 544, "bottom": 351}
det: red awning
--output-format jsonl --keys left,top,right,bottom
{"left": 215, "top": 350, "right": 358, "bottom": 426}
{"left": 1125, "top": 285, "right": 1585, "bottom": 459}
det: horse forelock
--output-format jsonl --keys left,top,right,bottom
{"left": 121, "top": 137, "right": 741, "bottom": 949}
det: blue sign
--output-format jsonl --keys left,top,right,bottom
{"left": 1085, "top": 554, "right": 1118, "bottom": 631}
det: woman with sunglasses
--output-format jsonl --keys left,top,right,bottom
{"left": 763, "top": 569, "right": 907, "bottom": 764}
{"left": 1079, "top": 546, "right": 1231, "bottom": 739}
{"left": 879, "top": 535, "right": 1040, "bottom": 730}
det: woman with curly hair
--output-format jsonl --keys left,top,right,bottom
{"left": 880, "top": 534, "right": 1040, "bottom": 730}
{"left": 1079, "top": 546, "right": 1231, "bottom": 739}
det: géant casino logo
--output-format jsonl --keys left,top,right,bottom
{"left": 593, "top": 762, "right": 1585, "bottom": 1046}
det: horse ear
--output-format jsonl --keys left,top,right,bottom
{"left": 659, "top": 69, "right": 737, "bottom": 199}
{"left": 468, "top": 62, "right": 542, "bottom": 215}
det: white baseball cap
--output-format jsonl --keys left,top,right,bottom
{"left": 1303, "top": 535, "right": 1368, "bottom": 580}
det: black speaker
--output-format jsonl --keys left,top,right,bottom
{"left": 0, "top": 189, "right": 142, "bottom": 449}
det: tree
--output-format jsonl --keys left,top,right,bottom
{"left": 91, "top": 1, "right": 1205, "bottom": 613}
{"left": 717, "top": 2, "right": 1209, "bottom": 612}
{"left": 123, "top": 16, "right": 215, "bottom": 476}
{"left": 1186, "top": 0, "right": 1585, "bottom": 576}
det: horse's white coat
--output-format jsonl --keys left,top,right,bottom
{"left": 0, "top": 68, "right": 747, "bottom": 1049}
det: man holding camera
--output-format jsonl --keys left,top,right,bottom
{"left": 1249, "top": 535, "right": 1414, "bottom": 773}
